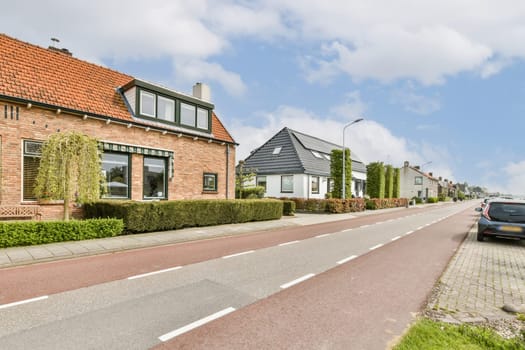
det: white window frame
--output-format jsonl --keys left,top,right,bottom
{"left": 140, "top": 90, "right": 156, "bottom": 117}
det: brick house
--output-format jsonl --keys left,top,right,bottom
{"left": 399, "top": 161, "right": 439, "bottom": 200}
{"left": 0, "top": 34, "right": 236, "bottom": 220}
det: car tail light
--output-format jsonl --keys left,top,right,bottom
{"left": 482, "top": 204, "right": 491, "bottom": 220}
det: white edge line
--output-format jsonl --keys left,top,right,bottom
{"left": 222, "top": 250, "right": 255, "bottom": 259}
{"left": 315, "top": 233, "right": 331, "bottom": 238}
{"left": 337, "top": 255, "right": 358, "bottom": 265}
{"left": 159, "top": 307, "right": 236, "bottom": 342}
{"left": 391, "top": 236, "right": 401, "bottom": 241}
{"left": 128, "top": 266, "right": 182, "bottom": 280}
{"left": 279, "top": 240, "right": 300, "bottom": 247}
{"left": 280, "top": 273, "right": 315, "bottom": 289}
{"left": 405, "top": 230, "right": 414, "bottom": 235}
{"left": 0, "top": 295, "right": 49, "bottom": 310}
{"left": 360, "top": 224, "right": 370, "bottom": 228}
{"left": 342, "top": 228, "right": 353, "bottom": 232}
{"left": 375, "top": 221, "right": 384, "bottom": 225}
{"left": 369, "top": 243, "right": 384, "bottom": 251}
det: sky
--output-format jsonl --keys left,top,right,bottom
{"left": 2, "top": 0, "right": 525, "bottom": 195}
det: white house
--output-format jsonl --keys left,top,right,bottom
{"left": 241, "top": 127, "right": 367, "bottom": 199}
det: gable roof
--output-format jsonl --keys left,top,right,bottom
{"left": 0, "top": 33, "right": 235, "bottom": 143}
{"left": 243, "top": 127, "right": 366, "bottom": 176}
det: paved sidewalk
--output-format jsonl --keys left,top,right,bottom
{"left": 427, "top": 225, "right": 525, "bottom": 328}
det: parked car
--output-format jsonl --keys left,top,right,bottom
{"left": 476, "top": 199, "right": 525, "bottom": 241}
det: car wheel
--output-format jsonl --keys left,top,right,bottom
{"left": 477, "top": 232, "right": 485, "bottom": 242}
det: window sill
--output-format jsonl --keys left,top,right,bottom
{"left": 202, "top": 191, "right": 218, "bottom": 194}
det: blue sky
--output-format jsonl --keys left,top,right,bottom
{"left": 3, "top": 1, "right": 525, "bottom": 194}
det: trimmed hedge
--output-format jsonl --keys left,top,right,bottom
{"left": 84, "top": 199, "right": 283, "bottom": 233}
{"left": 0, "top": 219, "right": 123, "bottom": 248}
{"left": 283, "top": 197, "right": 366, "bottom": 214}
{"left": 365, "top": 198, "right": 409, "bottom": 210}
{"left": 427, "top": 197, "right": 439, "bottom": 203}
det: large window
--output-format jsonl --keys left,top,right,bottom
{"left": 311, "top": 176, "right": 319, "bottom": 194}
{"left": 101, "top": 153, "right": 130, "bottom": 198}
{"left": 415, "top": 176, "right": 423, "bottom": 185}
{"left": 144, "top": 157, "right": 166, "bottom": 199}
{"left": 197, "top": 107, "right": 209, "bottom": 129}
{"left": 256, "top": 176, "right": 267, "bottom": 192}
{"left": 23, "top": 140, "right": 42, "bottom": 201}
{"left": 327, "top": 178, "right": 334, "bottom": 194}
{"left": 203, "top": 173, "right": 218, "bottom": 192}
{"left": 281, "top": 175, "right": 293, "bottom": 193}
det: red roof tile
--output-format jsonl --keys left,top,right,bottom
{"left": 0, "top": 34, "right": 235, "bottom": 143}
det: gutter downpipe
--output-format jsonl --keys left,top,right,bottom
{"left": 226, "top": 144, "right": 230, "bottom": 199}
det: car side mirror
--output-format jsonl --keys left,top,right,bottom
{"left": 475, "top": 207, "right": 482, "bottom": 212}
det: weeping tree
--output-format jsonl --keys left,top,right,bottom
{"left": 34, "top": 131, "right": 104, "bottom": 220}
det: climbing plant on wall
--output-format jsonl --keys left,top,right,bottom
{"left": 34, "top": 131, "right": 104, "bottom": 220}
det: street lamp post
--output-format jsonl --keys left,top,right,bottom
{"left": 342, "top": 118, "right": 364, "bottom": 199}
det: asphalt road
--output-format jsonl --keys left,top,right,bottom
{"left": 0, "top": 202, "right": 476, "bottom": 349}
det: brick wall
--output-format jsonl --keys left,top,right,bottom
{"left": 0, "top": 101, "right": 236, "bottom": 219}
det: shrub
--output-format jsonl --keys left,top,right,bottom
{"left": 84, "top": 199, "right": 283, "bottom": 233}
{"left": 365, "top": 198, "right": 409, "bottom": 210}
{"left": 237, "top": 186, "right": 265, "bottom": 199}
{"left": 283, "top": 197, "right": 365, "bottom": 213}
{"left": 412, "top": 197, "right": 423, "bottom": 204}
{"left": 0, "top": 219, "right": 123, "bottom": 248}
{"left": 427, "top": 197, "right": 439, "bottom": 203}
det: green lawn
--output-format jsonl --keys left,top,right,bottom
{"left": 393, "top": 318, "right": 525, "bottom": 350}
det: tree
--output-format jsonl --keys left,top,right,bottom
{"left": 235, "top": 161, "right": 257, "bottom": 199}
{"left": 393, "top": 167, "right": 401, "bottom": 198}
{"left": 330, "top": 148, "right": 352, "bottom": 199}
{"left": 384, "top": 165, "right": 394, "bottom": 199}
{"left": 366, "top": 162, "right": 385, "bottom": 199}
{"left": 34, "top": 131, "right": 104, "bottom": 220}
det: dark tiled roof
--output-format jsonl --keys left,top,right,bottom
{"left": 0, "top": 33, "right": 235, "bottom": 143}
{"left": 243, "top": 127, "right": 366, "bottom": 176}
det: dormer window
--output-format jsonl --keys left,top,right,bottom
{"left": 124, "top": 79, "right": 213, "bottom": 133}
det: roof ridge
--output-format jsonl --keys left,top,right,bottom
{"left": 0, "top": 33, "right": 134, "bottom": 81}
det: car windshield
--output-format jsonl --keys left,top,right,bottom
{"left": 488, "top": 203, "right": 525, "bottom": 223}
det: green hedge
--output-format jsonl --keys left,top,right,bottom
{"left": 0, "top": 219, "right": 123, "bottom": 248}
{"left": 283, "top": 197, "right": 366, "bottom": 213}
{"left": 427, "top": 197, "right": 439, "bottom": 203}
{"left": 236, "top": 186, "right": 265, "bottom": 199}
{"left": 84, "top": 199, "right": 283, "bottom": 233}
{"left": 365, "top": 198, "right": 409, "bottom": 210}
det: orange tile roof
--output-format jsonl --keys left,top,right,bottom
{"left": 0, "top": 33, "right": 235, "bottom": 143}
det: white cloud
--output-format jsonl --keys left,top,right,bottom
{"left": 231, "top": 102, "right": 456, "bottom": 183}
{"left": 500, "top": 161, "right": 525, "bottom": 194}
{"left": 391, "top": 85, "right": 441, "bottom": 116}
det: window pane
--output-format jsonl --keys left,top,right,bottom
{"left": 23, "top": 155, "right": 40, "bottom": 200}
{"left": 101, "top": 153, "right": 129, "bottom": 198}
{"left": 180, "top": 103, "right": 196, "bottom": 127}
{"left": 197, "top": 108, "right": 209, "bottom": 129}
{"left": 144, "top": 157, "right": 166, "bottom": 199}
{"left": 23, "top": 140, "right": 42, "bottom": 201}
{"left": 203, "top": 173, "right": 217, "bottom": 191}
{"left": 140, "top": 90, "right": 156, "bottom": 117}
{"left": 158, "top": 96, "right": 175, "bottom": 122}
{"left": 281, "top": 175, "right": 293, "bottom": 193}
{"left": 311, "top": 176, "right": 319, "bottom": 194}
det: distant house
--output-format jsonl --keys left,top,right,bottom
{"left": 0, "top": 34, "right": 236, "bottom": 220}
{"left": 399, "top": 161, "right": 439, "bottom": 200}
{"left": 240, "top": 127, "right": 366, "bottom": 199}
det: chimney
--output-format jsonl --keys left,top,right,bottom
{"left": 192, "top": 82, "right": 211, "bottom": 102}
{"left": 48, "top": 37, "right": 73, "bottom": 56}
{"left": 429, "top": 172, "right": 433, "bottom": 177}
{"left": 439, "top": 176, "right": 442, "bottom": 181}
{"left": 403, "top": 161, "right": 409, "bottom": 167}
